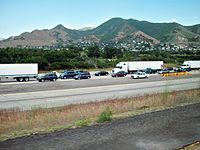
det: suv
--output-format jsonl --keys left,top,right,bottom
{"left": 37, "top": 73, "right": 58, "bottom": 82}
{"left": 60, "top": 70, "right": 77, "bottom": 79}
{"left": 74, "top": 71, "right": 91, "bottom": 80}
{"left": 131, "top": 72, "right": 149, "bottom": 79}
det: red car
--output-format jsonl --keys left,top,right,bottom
{"left": 111, "top": 71, "right": 127, "bottom": 77}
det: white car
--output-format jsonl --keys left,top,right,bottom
{"left": 131, "top": 72, "right": 149, "bottom": 79}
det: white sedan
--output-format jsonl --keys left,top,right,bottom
{"left": 131, "top": 72, "right": 149, "bottom": 79}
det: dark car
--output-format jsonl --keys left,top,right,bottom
{"left": 142, "top": 68, "right": 157, "bottom": 74}
{"left": 176, "top": 67, "right": 191, "bottom": 72}
{"left": 95, "top": 71, "right": 109, "bottom": 76}
{"left": 181, "top": 68, "right": 191, "bottom": 72}
{"left": 37, "top": 73, "right": 58, "bottom": 82}
{"left": 60, "top": 70, "right": 77, "bottom": 79}
{"left": 74, "top": 70, "right": 84, "bottom": 74}
{"left": 158, "top": 67, "right": 174, "bottom": 74}
{"left": 74, "top": 71, "right": 91, "bottom": 80}
{"left": 111, "top": 71, "right": 127, "bottom": 77}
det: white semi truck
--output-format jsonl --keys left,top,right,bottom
{"left": 0, "top": 63, "right": 38, "bottom": 82}
{"left": 181, "top": 60, "right": 200, "bottom": 70}
{"left": 112, "top": 61, "right": 163, "bottom": 73}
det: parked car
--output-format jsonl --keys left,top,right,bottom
{"left": 131, "top": 72, "right": 149, "bottom": 79}
{"left": 111, "top": 71, "right": 127, "bottom": 77}
{"left": 60, "top": 70, "right": 77, "bottom": 79}
{"left": 37, "top": 73, "right": 58, "bottom": 82}
{"left": 74, "top": 71, "right": 91, "bottom": 80}
{"left": 95, "top": 71, "right": 109, "bottom": 76}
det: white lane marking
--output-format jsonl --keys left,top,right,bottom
{"left": 1, "top": 77, "right": 199, "bottom": 98}
{"left": 0, "top": 79, "right": 199, "bottom": 110}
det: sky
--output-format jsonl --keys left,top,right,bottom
{"left": 0, "top": 0, "right": 200, "bottom": 38}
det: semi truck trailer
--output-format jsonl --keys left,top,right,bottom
{"left": 181, "top": 60, "right": 200, "bottom": 70}
{"left": 0, "top": 63, "right": 38, "bottom": 82}
{"left": 112, "top": 61, "right": 163, "bottom": 73}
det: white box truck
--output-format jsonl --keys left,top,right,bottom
{"left": 181, "top": 60, "right": 200, "bottom": 70}
{"left": 0, "top": 63, "right": 38, "bottom": 82}
{"left": 112, "top": 61, "right": 163, "bottom": 73}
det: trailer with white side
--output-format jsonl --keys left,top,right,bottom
{"left": 112, "top": 61, "right": 163, "bottom": 73}
{"left": 181, "top": 60, "right": 200, "bottom": 70}
{"left": 0, "top": 63, "right": 38, "bottom": 82}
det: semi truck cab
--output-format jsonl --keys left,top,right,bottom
{"left": 112, "top": 62, "right": 129, "bottom": 73}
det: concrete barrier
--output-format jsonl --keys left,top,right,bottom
{"left": 162, "top": 71, "right": 189, "bottom": 77}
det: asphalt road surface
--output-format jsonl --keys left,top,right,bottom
{"left": 1, "top": 73, "right": 200, "bottom": 94}
{"left": 0, "top": 103, "right": 200, "bottom": 150}
{"left": 0, "top": 74, "right": 200, "bottom": 110}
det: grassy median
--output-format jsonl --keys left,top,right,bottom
{"left": 0, "top": 88, "right": 200, "bottom": 141}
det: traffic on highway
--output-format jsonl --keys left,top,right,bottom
{"left": 0, "top": 60, "right": 200, "bottom": 110}
{"left": 0, "top": 71, "right": 199, "bottom": 110}
{"left": 0, "top": 60, "right": 199, "bottom": 82}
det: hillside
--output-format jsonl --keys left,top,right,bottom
{"left": 186, "top": 24, "right": 200, "bottom": 35}
{"left": 0, "top": 18, "right": 200, "bottom": 48}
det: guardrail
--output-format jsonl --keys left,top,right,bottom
{"left": 162, "top": 71, "right": 189, "bottom": 77}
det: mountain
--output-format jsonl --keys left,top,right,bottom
{"left": 78, "top": 27, "right": 94, "bottom": 31}
{"left": 0, "top": 38, "right": 5, "bottom": 41}
{"left": 89, "top": 18, "right": 159, "bottom": 44}
{"left": 1, "top": 24, "right": 84, "bottom": 47}
{"left": 0, "top": 18, "right": 200, "bottom": 48}
{"left": 186, "top": 24, "right": 200, "bottom": 35}
{"left": 100, "top": 18, "right": 199, "bottom": 45}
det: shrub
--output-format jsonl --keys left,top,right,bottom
{"left": 97, "top": 107, "right": 112, "bottom": 123}
{"left": 75, "top": 118, "right": 91, "bottom": 127}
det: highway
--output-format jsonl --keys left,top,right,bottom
{"left": 0, "top": 73, "right": 200, "bottom": 110}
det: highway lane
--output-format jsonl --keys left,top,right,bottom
{"left": 0, "top": 73, "right": 200, "bottom": 94}
{"left": 0, "top": 77, "right": 199, "bottom": 110}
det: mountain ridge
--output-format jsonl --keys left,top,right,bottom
{"left": 0, "top": 17, "right": 200, "bottom": 48}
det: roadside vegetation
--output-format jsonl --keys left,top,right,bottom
{"left": 97, "top": 107, "right": 112, "bottom": 123}
{"left": 0, "top": 47, "right": 199, "bottom": 71}
{"left": 0, "top": 88, "right": 200, "bottom": 141}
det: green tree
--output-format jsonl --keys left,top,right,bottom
{"left": 87, "top": 46, "right": 100, "bottom": 58}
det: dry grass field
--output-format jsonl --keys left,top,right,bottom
{"left": 0, "top": 88, "right": 200, "bottom": 141}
